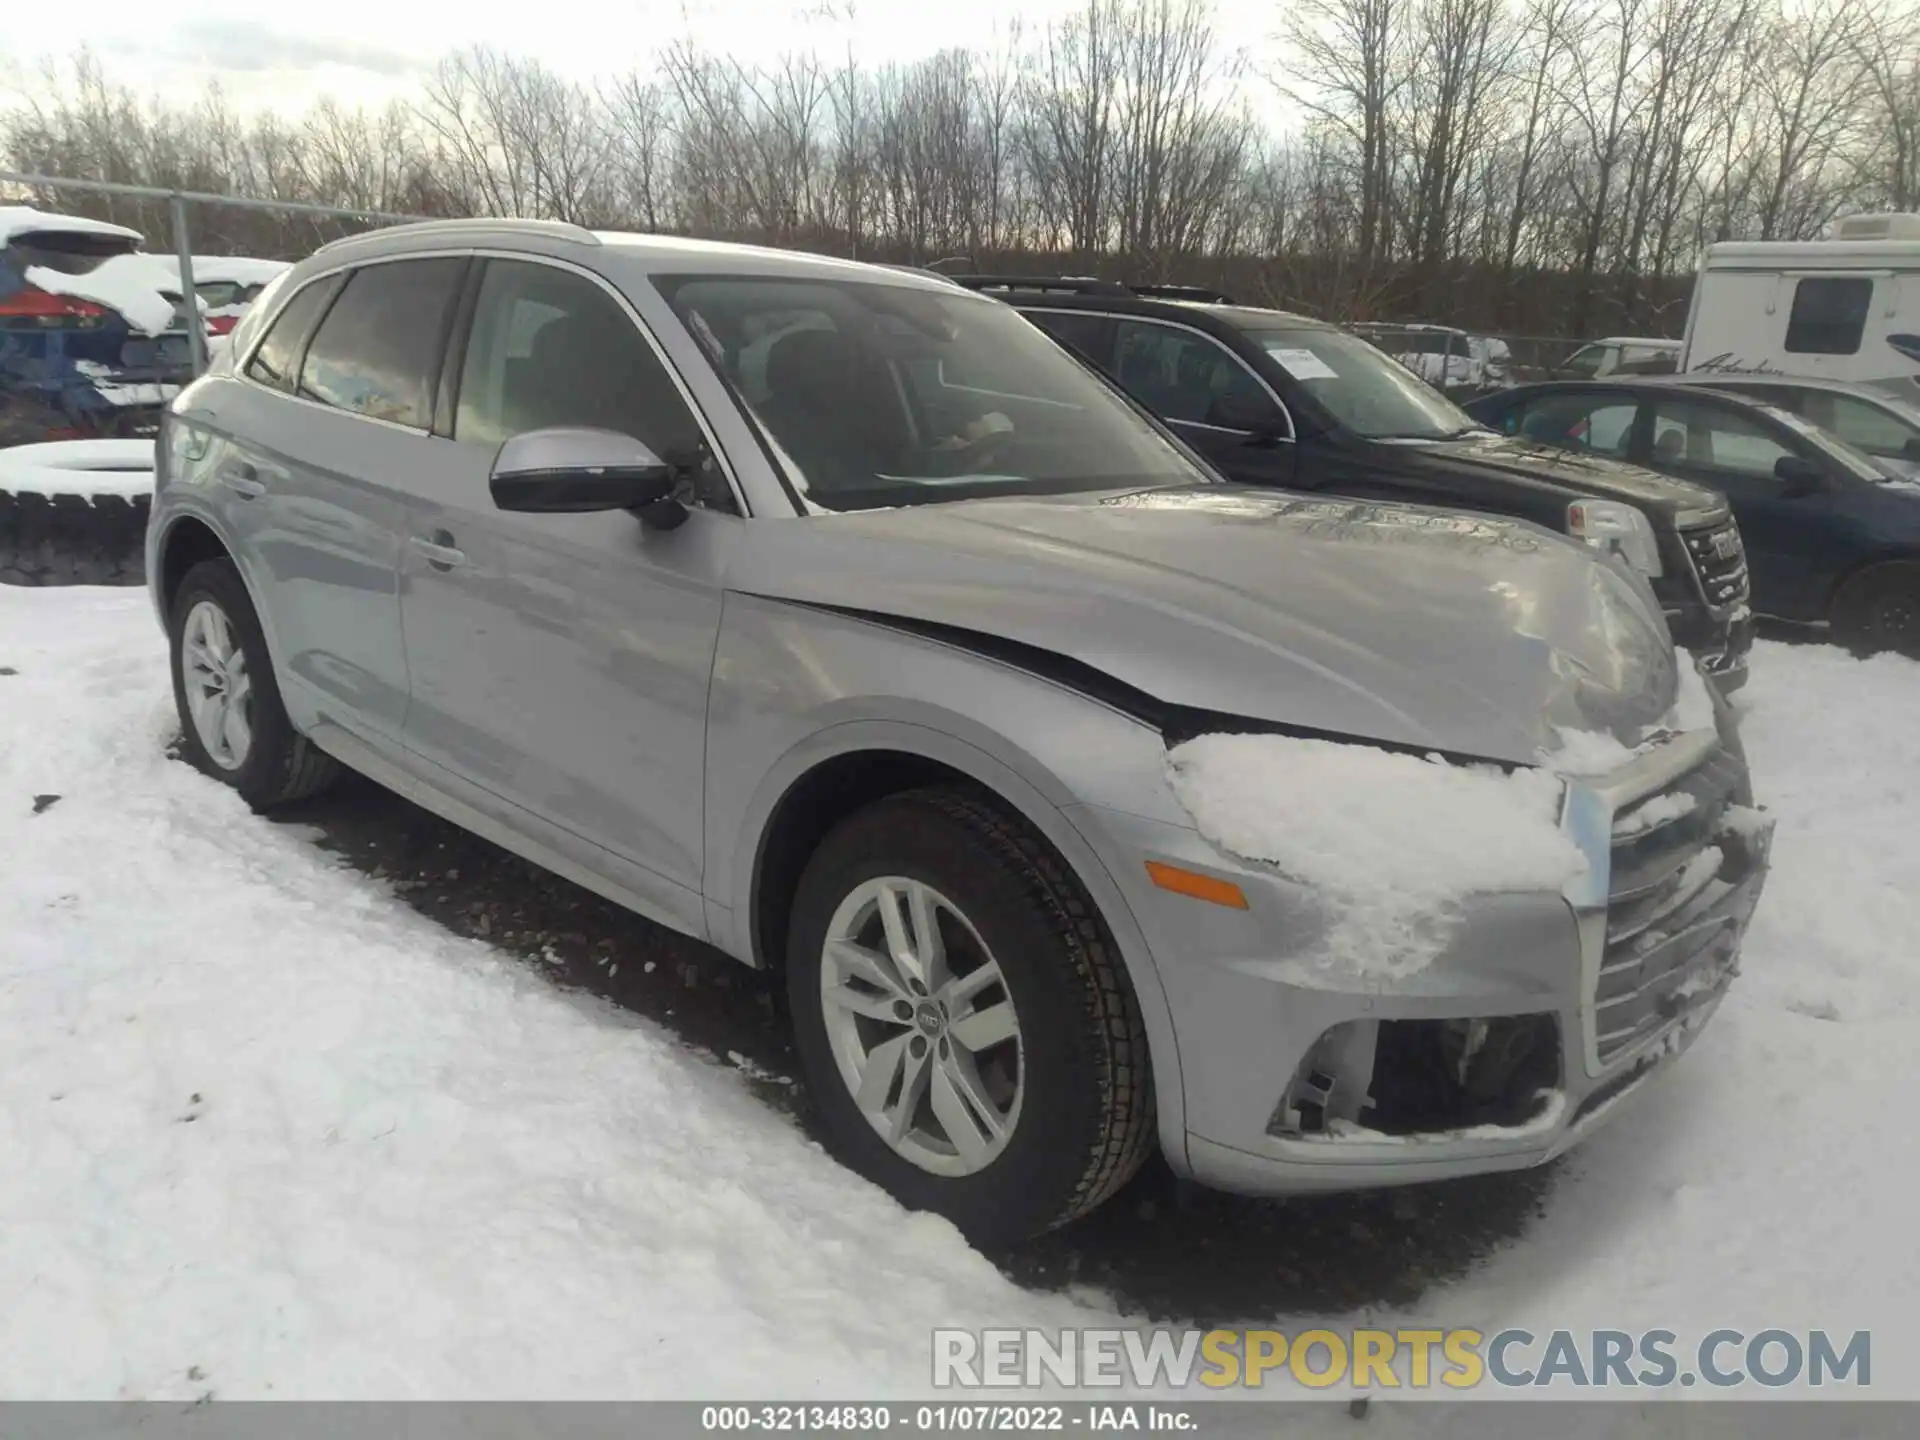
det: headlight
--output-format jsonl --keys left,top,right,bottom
{"left": 1567, "top": 500, "right": 1663, "bottom": 578}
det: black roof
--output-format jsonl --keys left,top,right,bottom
{"left": 946, "top": 273, "right": 1329, "bottom": 332}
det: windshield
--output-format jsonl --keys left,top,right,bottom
{"left": 1254, "top": 327, "right": 1482, "bottom": 440}
{"left": 1758, "top": 404, "right": 1895, "bottom": 483}
{"left": 656, "top": 275, "right": 1211, "bottom": 512}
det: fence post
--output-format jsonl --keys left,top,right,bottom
{"left": 169, "top": 192, "right": 208, "bottom": 379}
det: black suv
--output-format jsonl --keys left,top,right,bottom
{"left": 953, "top": 276, "right": 1753, "bottom": 689}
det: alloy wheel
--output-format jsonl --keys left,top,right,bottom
{"left": 180, "top": 598, "right": 255, "bottom": 771}
{"left": 818, "top": 876, "right": 1024, "bottom": 1176}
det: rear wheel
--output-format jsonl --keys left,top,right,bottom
{"left": 1831, "top": 562, "right": 1920, "bottom": 658}
{"left": 786, "top": 787, "right": 1154, "bottom": 1246}
{"left": 168, "top": 558, "right": 340, "bottom": 807}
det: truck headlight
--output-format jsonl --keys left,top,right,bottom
{"left": 1567, "top": 500, "right": 1663, "bottom": 578}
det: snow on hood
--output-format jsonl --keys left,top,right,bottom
{"left": 1168, "top": 734, "right": 1585, "bottom": 982}
{"left": 25, "top": 252, "right": 179, "bottom": 336}
{"left": 0, "top": 205, "right": 143, "bottom": 248}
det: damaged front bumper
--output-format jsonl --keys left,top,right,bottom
{"left": 1075, "top": 727, "right": 1774, "bottom": 1196}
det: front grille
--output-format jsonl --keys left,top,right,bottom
{"left": 1680, "top": 520, "right": 1750, "bottom": 611}
{"left": 1594, "top": 747, "right": 1758, "bottom": 1063}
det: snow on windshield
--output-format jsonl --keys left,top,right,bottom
{"left": 1167, "top": 734, "right": 1585, "bottom": 983}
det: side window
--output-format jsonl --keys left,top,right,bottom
{"left": 454, "top": 259, "right": 704, "bottom": 465}
{"left": 1112, "top": 319, "right": 1278, "bottom": 428}
{"left": 297, "top": 258, "right": 465, "bottom": 428}
{"left": 1028, "top": 311, "right": 1115, "bottom": 370}
{"left": 1513, "top": 393, "right": 1637, "bottom": 456}
{"left": 1651, "top": 399, "right": 1795, "bottom": 480}
{"left": 244, "top": 274, "right": 343, "bottom": 393}
{"left": 1785, "top": 277, "right": 1874, "bottom": 355}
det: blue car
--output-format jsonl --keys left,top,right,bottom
{"left": 1466, "top": 378, "right": 1920, "bottom": 654}
{"left": 1, "top": 206, "right": 192, "bottom": 445}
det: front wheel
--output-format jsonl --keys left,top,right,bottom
{"left": 786, "top": 788, "right": 1154, "bottom": 1246}
{"left": 168, "top": 558, "right": 340, "bottom": 807}
{"left": 1831, "top": 562, "right": 1920, "bottom": 658}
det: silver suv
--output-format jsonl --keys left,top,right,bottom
{"left": 148, "top": 221, "right": 1773, "bottom": 1244}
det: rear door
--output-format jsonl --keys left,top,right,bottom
{"left": 231, "top": 256, "right": 467, "bottom": 746}
{"left": 395, "top": 256, "right": 736, "bottom": 935}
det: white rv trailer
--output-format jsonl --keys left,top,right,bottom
{"left": 1679, "top": 213, "right": 1920, "bottom": 405}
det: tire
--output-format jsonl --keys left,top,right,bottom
{"left": 0, "top": 490, "right": 149, "bottom": 587}
{"left": 786, "top": 787, "right": 1154, "bottom": 1246}
{"left": 1830, "top": 562, "right": 1920, "bottom": 659}
{"left": 167, "top": 558, "right": 340, "bottom": 807}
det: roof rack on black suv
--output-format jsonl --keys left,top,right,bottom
{"left": 968, "top": 279, "right": 1753, "bottom": 691}
{"left": 950, "top": 275, "right": 1237, "bottom": 305}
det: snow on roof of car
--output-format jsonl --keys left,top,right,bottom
{"left": 0, "top": 204, "right": 144, "bottom": 247}
{"left": 153, "top": 255, "right": 293, "bottom": 287}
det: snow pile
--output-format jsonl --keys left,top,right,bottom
{"left": 0, "top": 205, "right": 143, "bottom": 248}
{"left": 1539, "top": 646, "right": 1721, "bottom": 776}
{"left": 1167, "top": 734, "right": 1584, "bottom": 981}
{"left": 0, "top": 439, "right": 156, "bottom": 500}
{"left": 26, "top": 253, "right": 180, "bottom": 336}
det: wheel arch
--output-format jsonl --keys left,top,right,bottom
{"left": 152, "top": 509, "right": 290, "bottom": 681}
{"left": 730, "top": 719, "right": 1189, "bottom": 1169}
{"left": 1827, "top": 548, "right": 1920, "bottom": 611}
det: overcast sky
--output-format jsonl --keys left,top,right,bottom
{"left": 0, "top": 4, "right": 1286, "bottom": 119}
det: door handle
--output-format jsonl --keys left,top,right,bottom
{"left": 410, "top": 532, "right": 469, "bottom": 571}
{"left": 218, "top": 461, "right": 265, "bottom": 499}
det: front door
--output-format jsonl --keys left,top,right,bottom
{"left": 1639, "top": 394, "right": 1834, "bottom": 619}
{"left": 1108, "top": 318, "right": 1296, "bottom": 487}
{"left": 397, "top": 257, "right": 737, "bottom": 934}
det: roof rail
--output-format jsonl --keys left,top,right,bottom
{"left": 948, "top": 274, "right": 1131, "bottom": 297}
{"left": 1127, "top": 283, "right": 1236, "bottom": 304}
{"left": 314, "top": 216, "right": 601, "bottom": 256}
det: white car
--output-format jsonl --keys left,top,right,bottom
{"left": 1354, "top": 323, "right": 1512, "bottom": 392}
{"left": 1557, "top": 337, "right": 1680, "bottom": 379}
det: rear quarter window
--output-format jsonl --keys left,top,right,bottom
{"left": 295, "top": 258, "right": 466, "bottom": 428}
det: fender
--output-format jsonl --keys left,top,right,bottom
{"left": 724, "top": 716, "right": 1191, "bottom": 1173}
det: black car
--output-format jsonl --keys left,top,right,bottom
{"left": 1465, "top": 379, "right": 1920, "bottom": 653}
{"left": 953, "top": 277, "right": 1753, "bottom": 689}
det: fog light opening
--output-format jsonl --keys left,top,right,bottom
{"left": 1271, "top": 1015, "right": 1561, "bottom": 1140}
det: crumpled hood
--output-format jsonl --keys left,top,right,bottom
{"left": 736, "top": 486, "right": 1680, "bottom": 766}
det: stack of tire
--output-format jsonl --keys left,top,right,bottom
{"left": 0, "top": 440, "right": 153, "bottom": 587}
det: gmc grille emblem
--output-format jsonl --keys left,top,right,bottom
{"left": 1710, "top": 531, "right": 1739, "bottom": 560}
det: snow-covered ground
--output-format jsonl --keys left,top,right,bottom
{"left": 1, "top": 585, "right": 1915, "bottom": 1400}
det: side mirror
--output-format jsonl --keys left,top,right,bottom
{"left": 1206, "top": 393, "right": 1287, "bottom": 444}
{"left": 490, "top": 427, "right": 684, "bottom": 527}
{"left": 1773, "top": 453, "right": 1826, "bottom": 497}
